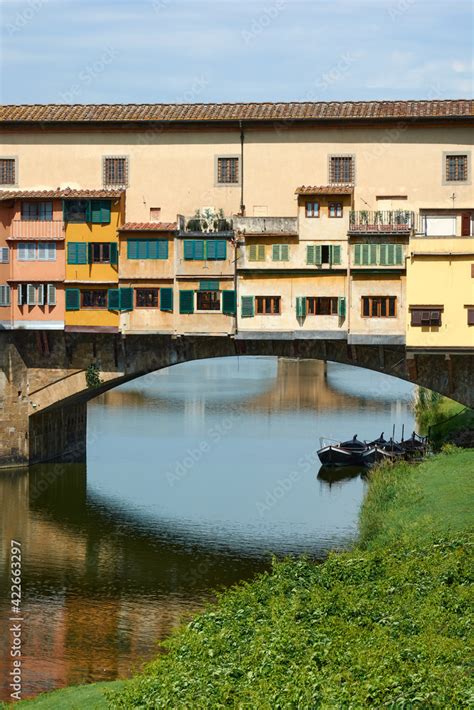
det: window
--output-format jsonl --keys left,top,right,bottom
{"left": 410, "top": 307, "right": 443, "bottom": 327}
{"left": 128, "top": 239, "right": 168, "bottom": 260}
{"left": 150, "top": 207, "right": 161, "bottom": 221}
{"left": 38, "top": 242, "right": 57, "bottom": 261}
{"left": 217, "top": 157, "right": 239, "bottom": 184}
{"left": 103, "top": 156, "right": 128, "bottom": 186}
{"left": 329, "top": 202, "right": 343, "bottom": 218}
{"left": 136, "top": 288, "right": 159, "bottom": 308}
{"left": 255, "top": 296, "right": 281, "bottom": 315}
{"left": 353, "top": 243, "right": 403, "bottom": 266}
{"left": 445, "top": 154, "right": 468, "bottom": 182}
{"left": 63, "top": 199, "right": 111, "bottom": 224}
{"left": 17, "top": 283, "right": 55, "bottom": 306}
{"left": 329, "top": 155, "right": 354, "bottom": 184}
{"left": 272, "top": 244, "right": 289, "bottom": 262}
{"left": 67, "top": 242, "right": 88, "bottom": 265}
{"left": 467, "top": 308, "right": 474, "bottom": 326}
{"left": 21, "top": 201, "right": 53, "bottom": 221}
{"left": 196, "top": 291, "right": 221, "bottom": 311}
{"left": 305, "top": 201, "right": 319, "bottom": 218}
{"left": 362, "top": 296, "right": 397, "bottom": 318}
{"left": 0, "top": 285, "right": 10, "bottom": 307}
{"left": 306, "top": 244, "right": 342, "bottom": 265}
{"left": 0, "top": 158, "right": 16, "bottom": 185}
{"left": 183, "top": 239, "right": 226, "bottom": 260}
{"left": 81, "top": 290, "right": 107, "bottom": 309}
{"left": 0, "top": 247, "right": 9, "bottom": 263}
{"left": 90, "top": 243, "right": 111, "bottom": 263}
{"left": 18, "top": 242, "right": 37, "bottom": 261}
{"left": 307, "top": 297, "right": 339, "bottom": 315}
{"left": 247, "top": 244, "right": 266, "bottom": 262}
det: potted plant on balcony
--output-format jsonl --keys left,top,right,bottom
{"left": 186, "top": 210, "right": 203, "bottom": 232}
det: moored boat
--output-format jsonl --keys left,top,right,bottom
{"left": 317, "top": 435, "right": 372, "bottom": 467}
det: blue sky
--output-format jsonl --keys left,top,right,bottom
{"left": 0, "top": 0, "right": 472, "bottom": 104}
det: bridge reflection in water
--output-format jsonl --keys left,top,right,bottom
{"left": 0, "top": 358, "right": 415, "bottom": 700}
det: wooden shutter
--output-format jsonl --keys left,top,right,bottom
{"left": 119, "top": 288, "right": 133, "bottom": 312}
{"left": 27, "top": 284, "right": 36, "bottom": 305}
{"left": 241, "top": 295, "right": 254, "bottom": 317}
{"left": 222, "top": 290, "right": 236, "bottom": 315}
{"left": 386, "top": 244, "right": 395, "bottom": 265}
{"left": 67, "top": 243, "right": 77, "bottom": 265}
{"left": 179, "top": 290, "right": 194, "bottom": 313}
{"left": 361, "top": 244, "right": 370, "bottom": 265}
{"left": 369, "top": 244, "right": 378, "bottom": 265}
{"left": 199, "top": 280, "right": 219, "bottom": 291}
{"left": 281, "top": 244, "right": 289, "bottom": 261}
{"left": 65, "top": 288, "right": 80, "bottom": 311}
{"left": 138, "top": 240, "right": 148, "bottom": 259}
{"left": 47, "top": 284, "right": 56, "bottom": 306}
{"left": 410, "top": 309, "right": 423, "bottom": 326}
{"left": 36, "top": 284, "right": 45, "bottom": 306}
{"left": 90, "top": 200, "right": 102, "bottom": 223}
{"left": 272, "top": 244, "right": 280, "bottom": 261}
{"left": 379, "top": 244, "right": 387, "bottom": 266}
{"left": 110, "top": 242, "right": 118, "bottom": 265}
{"left": 306, "top": 245, "right": 315, "bottom": 265}
{"left": 183, "top": 240, "right": 194, "bottom": 260}
{"left": 107, "top": 289, "right": 120, "bottom": 310}
{"left": 216, "top": 240, "right": 227, "bottom": 260}
{"left": 17, "top": 285, "right": 23, "bottom": 306}
{"left": 314, "top": 245, "right": 322, "bottom": 265}
{"left": 248, "top": 244, "right": 257, "bottom": 261}
{"left": 296, "top": 296, "right": 306, "bottom": 318}
{"left": 331, "top": 245, "right": 341, "bottom": 265}
{"left": 157, "top": 240, "right": 168, "bottom": 259}
{"left": 160, "top": 287, "right": 173, "bottom": 312}
{"left": 257, "top": 245, "right": 265, "bottom": 261}
{"left": 194, "top": 240, "right": 205, "bottom": 260}
{"left": 0, "top": 247, "right": 9, "bottom": 263}
{"left": 127, "top": 240, "right": 139, "bottom": 259}
{"left": 0, "top": 285, "right": 10, "bottom": 307}
{"left": 395, "top": 244, "right": 403, "bottom": 265}
{"left": 461, "top": 212, "right": 471, "bottom": 237}
{"left": 338, "top": 297, "right": 346, "bottom": 318}
{"left": 146, "top": 240, "right": 158, "bottom": 259}
{"left": 354, "top": 244, "right": 362, "bottom": 265}
{"left": 68, "top": 242, "right": 88, "bottom": 265}
{"left": 206, "top": 240, "right": 217, "bottom": 259}
{"left": 100, "top": 200, "right": 111, "bottom": 224}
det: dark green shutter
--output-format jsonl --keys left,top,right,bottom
{"left": 65, "top": 288, "right": 80, "bottom": 311}
{"left": 179, "top": 290, "right": 194, "bottom": 313}
{"left": 206, "top": 240, "right": 217, "bottom": 259}
{"left": 157, "top": 240, "right": 168, "bottom": 259}
{"left": 90, "top": 200, "right": 102, "bottom": 223}
{"left": 108, "top": 289, "right": 120, "bottom": 310}
{"left": 67, "top": 243, "right": 77, "bottom": 264}
{"left": 362, "top": 244, "right": 370, "bottom": 265}
{"left": 307, "top": 245, "right": 315, "bottom": 265}
{"left": 110, "top": 242, "right": 118, "bottom": 265}
{"left": 100, "top": 200, "right": 111, "bottom": 224}
{"left": 338, "top": 296, "right": 346, "bottom": 318}
{"left": 296, "top": 296, "right": 306, "bottom": 318}
{"left": 257, "top": 245, "right": 265, "bottom": 261}
{"left": 354, "top": 244, "right": 362, "bottom": 265}
{"left": 369, "top": 244, "right": 378, "bottom": 265}
{"left": 272, "top": 244, "right": 280, "bottom": 261}
{"left": 216, "top": 240, "right": 226, "bottom": 260}
{"left": 280, "top": 244, "right": 289, "bottom": 261}
{"left": 160, "top": 287, "right": 173, "bottom": 312}
{"left": 199, "top": 280, "right": 219, "bottom": 291}
{"left": 138, "top": 240, "right": 147, "bottom": 259}
{"left": 67, "top": 242, "right": 88, "bottom": 264}
{"left": 194, "top": 240, "right": 205, "bottom": 260}
{"left": 119, "top": 287, "right": 133, "bottom": 311}
{"left": 85, "top": 201, "right": 92, "bottom": 223}
{"left": 241, "top": 295, "right": 254, "bottom": 317}
{"left": 127, "top": 240, "right": 139, "bottom": 259}
{"left": 379, "top": 244, "right": 387, "bottom": 265}
{"left": 88, "top": 242, "right": 94, "bottom": 264}
{"left": 183, "top": 240, "right": 194, "bottom": 259}
{"left": 222, "top": 290, "right": 236, "bottom": 315}
{"left": 147, "top": 240, "right": 159, "bottom": 259}
{"left": 386, "top": 244, "right": 395, "bottom": 265}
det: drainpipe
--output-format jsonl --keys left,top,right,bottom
{"left": 239, "top": 121, "right": 245, "bottom": 216}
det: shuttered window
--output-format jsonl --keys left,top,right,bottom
{"left": 136, "top": 288, "right": 159, "bottom": 308}
{"left": 107, "top": 288, "right": 133, "bottom": 311}
{"left": 160, "top": 287, "right": 173, "bottom": 312}
{"left": 272, "top": 244, "right": 289, "bottom": 262}
{"left": 103, "top": 157, "right": 128, "bottom": 186}
{"left": 63, "top": 200, "right": 90, "bottom": 223}
{"left": 199, "top": 280, "right": 219, "bottom": 291}
{"left": 354, "top": 243, "right": 403, "bottom": 266}
{"left": 183, "top": 240, "right": 226, "bottom": 260}
{"left": 196, "top": 291, "right": 220, "bottom": 311}
{"left": 18, "top": 242, "right": 37, "bottom": 260}
{"left": 222, "top": 290, "right": 236, "bottom": 315}
{"left": 410, "top": 307, "right": 443, "bottom": 327}
{"left": 0, "top": 247, "right": 9, "bottom": 263}
{"left": 47, "top": 284, "right": 56, "bottom": 306}
{"left": 127, "top": 239, "right": 168, "bottom": 260}
{"left": 82, "top": 289, "right": 107, "bottom": 309}
{"left": 0, "top": 285, "right": 10, "bottom": 307}
{"left": 307, "top": 244, "right": 342, "bottom": 265}
{"left": 241, "top": 296, "right": 254, "bottom": 318}
{"left": 90, "top": 200, "right": 111, "bottom": 224}
{"left": 179, "top": 290, "right": 194, "bottom": 314}
{"left": 329, "top": 202, "right": 343, "bottom": 218}
{"left": 65, "top": 288, "right": 80, "bottom": 311}
{"left": 248, "top": 244, "right": 266, "bottom": 262}
{"left": 67, "top": 242, "right": 88, "bottom": 265}
{"left": 306, "top": 297, "right": 339, "bottom": 315}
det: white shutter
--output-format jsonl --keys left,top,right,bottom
{"left": 38, "top": 242, "right": 56, "bottom": 261}
{"left": 47, "top": 284, "right": 56, "bottom": 306}
{"left": 27, "top": 284, "right": 36, "bottom": 305}
{"left": 17, "top": 285, "right": 23, "bottom": 306}
{"left": 36, "top": 284, "right": 45, "bottom": 306}
{"left": 0, "top": 247, "right": 9, "bottom": 263}
{"left": 0, "top": 285, "right": 10, "bottom": 307}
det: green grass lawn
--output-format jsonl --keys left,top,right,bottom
{"left": 1, "top": 680, "right": 126, "bottom": 709}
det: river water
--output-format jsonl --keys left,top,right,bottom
{"left": 0, "top": 357, "right": 415, "bottom": 700}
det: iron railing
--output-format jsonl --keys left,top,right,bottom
{"left": 177, "top": 214, "right": 234, "bottom": 235}
{"left": 348, "top": 210, "right": 416, "bottom": 234}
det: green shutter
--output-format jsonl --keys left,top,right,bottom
{"left": 199, "top": 280, "right": 219, "bottom": 291}
{"left": 222, "top": 290, "right": 236, "bottom": 315}
{"left": 67, "top": 243, "right": 77, "bottom": 265}
{"left": 272, "top": 244, "right": 280, "bottom": 261}
{"left": 331, "top": 245, "right": 341, "bottom": 265}
{"left": 215, "top": 240, "right": 227, "bottom": 260}
{"left": 362, "top": 244, "right": 370, "bottom": 265}
{"left": 241, "top": 295, "right": 254, "bottom": 317}
{"left": 110, "top": 242, "right": 118, "bottom": 265}
{"left": 248, "top": 244, "right": 257, "bottom": 261}
{"left": 65, "top": 288, "right": 80, "bottom": 311}
{"left": 108, "top": 289, "right": 120, "bottom": 310}
{"left": 395, "top": 243, "right": 403, "bottom": 265}
{"left": 157, "top": 240, "right": 168, "bottom": 259}
{"left": 354, "top": 244, "right": 362, "bottom": 265}
{"left": 296, "top": 296, "right": 306, "bottom": 318}
{"left": 67, "top": 242, "right": 88, "bottom": 264}
{"left": 314, "top": 245, "right": 322, "bottom": 265}
{"left": 183, "top": 240, "right": 194, "bottom": 260}
{"left": 280, "top": 244, "right": 289, "bottom": 262}
{"left": 86, "top": 201, "right": 92, "bottom": 223}
{"left": 137, "top": 240, "right": 147, "bottom": 259}
{"left": 90, "top": 200, "right": 102, "bottom": 223}
{"left": 127, "top": 240, "right": 139, "bottom": 259}
{"left": 369, "top": 244, "right": 378, "bottom": 265}
{"left": 386, "top": 244, "right": 395, "bottom": 265}
{"left": 338, "top": 296, "right": 346, "bottom": 318}
{"left": 160, "top": 287, "right": 173, "bottom": 312}
{"left": 206, "top": 240, "right": 217, "bottom": 259}
{"left": 379, "top": 244, "right": 387, "bottom": 265}
{"left": 179, "top": 290, "right": 194, "bottom": 313}
{"left": 307, "top": 245, "right": 315, "bottom": 265}
{"left": 100, "top": 200, "right": 111, "bottom": 224}
{"left": 257, "top": 245, "right": 265, "bottom": 261}
{"left": 194, "top": 240, "right": 205, "bottom": 260}
{"left": 119, "top": 288, "right": 133, "bottom": 312}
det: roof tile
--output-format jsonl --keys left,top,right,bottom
{"left": 119, "top": 222, "right": 177, "bottom": 232}
{"left": 0, "top": 188, "right": 124, "bottom": 201}
{"left": 295, "top": 185, "right": 354, "bottom": 195}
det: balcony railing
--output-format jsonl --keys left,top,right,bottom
{"left": 177, "top": 213, "right": 234, "bottom": 236}
{"left": 348, "top": 210, "right": 415, "bottom": 234}
{"left": 233, "top": 216, "right": 298, "bottom": 236}
{"left": 10, "top": 219, "right": 65, "bottom": 240}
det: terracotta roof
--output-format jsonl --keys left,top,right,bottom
{"left": 0, "top": 188, "right": 124, "bottom": 201}
{"left": 119, "top": 222, "right": 177, "bottom": 232}
{"left": 0, "top": 100, "right": 472, "bottom": 124}
{"left": 296, "top": 185, "right": 354, "bottom": 195}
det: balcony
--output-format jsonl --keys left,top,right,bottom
{"left": 177, "top": 212, "right": 233, "bottom": 237}
{"left": 233, "top": 216, "right": 298, "bottom": 236}
{"left": 348, "top": 210, "right": 416, "bottom": 235}
{"left": 9, "top": 219, "right": 65, "bottom": 240}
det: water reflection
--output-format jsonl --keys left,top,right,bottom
{"left": 0, "top": 358, "right": 415, "bottom": 700}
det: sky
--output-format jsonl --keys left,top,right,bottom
{"left": 0, "top": 0, "right": 472, "bottom": 105}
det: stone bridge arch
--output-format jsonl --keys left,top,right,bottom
{"left": 0, "top": 331, "right": 472, "bottom": 467}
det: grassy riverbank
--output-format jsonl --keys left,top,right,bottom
{"left": 9, "top": 449, "right": 473, "bottom": 709}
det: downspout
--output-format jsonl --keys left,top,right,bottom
{"left": 239, "top": 121, "right": 245, "bottom": 216}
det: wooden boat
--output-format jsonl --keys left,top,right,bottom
{"left": 317, "top": 435, "right": 373, "bottom": 467}
{"left": 401, "top": 431, "right": 428, "bottom": 458}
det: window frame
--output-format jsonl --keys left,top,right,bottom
{"left": 255, "top": 295, "right": 281, "bottom": 315}
{"left": 306, "top": 296, "right": 339, "bottom": 316}
{"left": 0, "top": 157, "right": 17, "bottom": 186}
{"left": 17, "top": 242, "right": 37, "bottom": 261}
{"left": 215, "top": 155, "right": 240, "bottom": 186}
{"left": 196, "top": 290, "right": 222, "bottom": 312}
{"left": 410, "top": 307, "right": 443, "bottom": 327}
{"left": 442, "top": 151, "right": 471, "bottom": 186}
{"left": 103, "top": 155, "right": 129, "bottom": 187}
{"left": 81, "top": 289, "right": 108, "bottom": 310}
{"left": 329, "top": 154, "right": 355, "bottom": 184}
{"left": 135, "top": 287, "right": 159, "bottom": 309}
{"left": 305, "top": 201, "right": 320, "bottom": 218}
{"left": 328, "top": 202, "right": 343, "bottom": 218}
{"left": 21, "top": 201, "right": 53, "bottom": 221}
{"left": 361, "top": 296, "right": 397, "bottom": 318}
{"left": 90, "top": 243, "right": 112, "bottom": 264}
